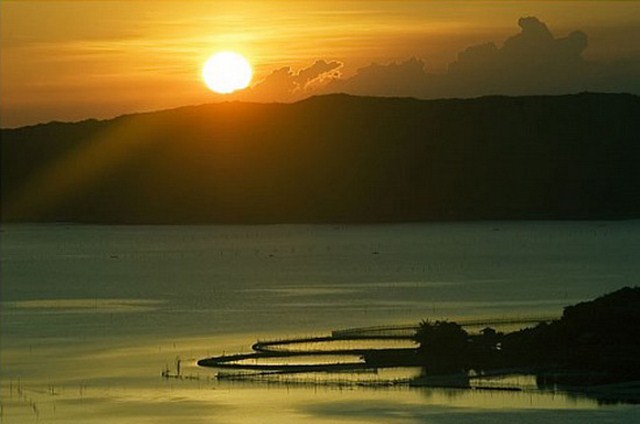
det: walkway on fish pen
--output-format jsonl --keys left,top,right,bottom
{"left": 330, "top": 316, "right": 557, "bottom": 338}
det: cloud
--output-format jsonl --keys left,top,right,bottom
{"left": 327, "top": 57, "right": 430, "bottom": 97}
{"left": 294, "top": 59, "right": 343, "bottom": 88}
{"left": 240, "top": 59, "right": 342, "bottom": 102}
{"left": 314, "top": 16, "right": 639, "bottom": 99}
{"left": 445, "top": 16, "right": 589, "bottom": 96}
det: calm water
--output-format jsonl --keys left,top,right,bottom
{"left": 1, "top": 222, "right": 640, "bottom": 423}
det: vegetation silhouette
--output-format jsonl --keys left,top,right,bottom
{"left": 415, "top": 320, "right": 470, "bottom": 374}
{"left": 2, "top": 93, "right": 640, "bottom": 223}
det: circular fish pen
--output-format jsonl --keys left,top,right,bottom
{"left": 197, "top": 325, "right": 421, "bottom": 385}
{"left": 198, "top": 317, "right": 557, "bottom": 387}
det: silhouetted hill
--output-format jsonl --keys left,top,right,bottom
{"left": 2, "top": 93, "right": 640, "bottom": 223}
{"left": 500, "top": 287, "right": 640, "bottom": 383}
{"left": 414, "top": 287, "right": 640, "bottom": 383}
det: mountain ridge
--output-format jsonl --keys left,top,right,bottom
{"left": 2, "top": 92, "right": 640, "bottom": 223}
{"left": 7, "top": 91, "right": 637, "bottom": 131}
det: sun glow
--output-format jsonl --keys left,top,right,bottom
{"left": 202, "top": 52, "right": 253, "bottom": 94}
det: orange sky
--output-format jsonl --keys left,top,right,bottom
{"left": 2, "top": 1, "right": 639, "bottom": 127}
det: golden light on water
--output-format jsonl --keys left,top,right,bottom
{"left": 202, "top": 51, "right": 253, "bottom": 94}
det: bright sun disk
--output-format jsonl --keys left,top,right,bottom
{"left": 202, "top": 52, "right": 252, "bottom": 94}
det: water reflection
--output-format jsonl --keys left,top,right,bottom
{"left": 3, "top": 298, "right": 165, "bottom": 313}
{"left": 4, "top": 329, "right": 640, "bottom": 424}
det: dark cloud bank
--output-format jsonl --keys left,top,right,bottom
{"left": 242, "top": 17, "right": 640, "bottom": 101}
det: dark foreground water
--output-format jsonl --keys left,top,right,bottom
{"left": 1, "top": 222, "right": 640, "bottom": 423}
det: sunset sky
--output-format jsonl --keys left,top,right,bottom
{"left": 2, "top": 1, "right": 639, "bottom": 127}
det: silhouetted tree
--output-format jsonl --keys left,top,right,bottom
{"left": 414, "top": 320, "right": 470, "bottom": 374}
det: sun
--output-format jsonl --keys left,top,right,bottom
{"left": 202, "top": 52, "right": 253, "bottom": 94}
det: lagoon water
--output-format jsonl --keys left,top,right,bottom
{"left": 2, "top": 222, "right": 640, "bottom": 423}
